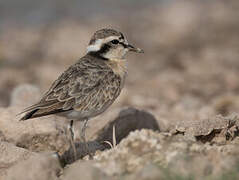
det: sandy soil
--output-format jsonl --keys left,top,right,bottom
{"left": 1, "top": 1, "right": 239, "bottom": 179}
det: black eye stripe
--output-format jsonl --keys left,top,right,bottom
{"left": 88, "top": 43, "right": 110, "bottom": 60}
{"left": 119, "top": 42, "right": 127, "bottom": 48}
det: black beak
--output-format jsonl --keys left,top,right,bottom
{"left": 127, "top": 44, "right": 144, "bottom": 53}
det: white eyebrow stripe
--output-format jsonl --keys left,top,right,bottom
{"left": 103, "top": 36, "right": 119, "bottom": 43}
{"left": 87, "top": 39, "right": 103, "bottom": 53}
{"left": 86, "top": 36, "right": 120, "bottom": 53}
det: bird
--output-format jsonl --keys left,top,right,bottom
{"left": 19, "top": 28, "right": 143, "bottom": 157}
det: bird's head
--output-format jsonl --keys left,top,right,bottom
{"left": 87, "top": 28, "right": 143, "bottom": 60}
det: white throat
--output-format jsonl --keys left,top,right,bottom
{"left": 102, "top": 48, "right": 128, "bottom": 60}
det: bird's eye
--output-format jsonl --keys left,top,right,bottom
{"left": 111, "top": 40, "right": 119, "bottom": 44}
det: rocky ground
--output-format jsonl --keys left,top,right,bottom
{"left": 1, "top": 1, "right": 239, "bottom": 180}
{"left": 1, "top": 85, "right": 239, "bottom": 180}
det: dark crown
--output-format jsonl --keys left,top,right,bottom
{"left": 89, "top": 28, "right": 124, "bottom": 45}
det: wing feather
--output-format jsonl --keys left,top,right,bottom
{"left": 19, "top": 56, "right": 122, "bottom": 120}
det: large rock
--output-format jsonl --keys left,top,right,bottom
{"left": 5, "top": 153, "right": 61, "bottom": 180}
{"left": 171, "top": 113, "right": 239, "bottom": 144}
{"left": 61, "top": 161, "right": 110, "bottom": 180}
{"left": 10, "top": 84, "right": 41, "bottom": 108}
{"left": 0, "top": 107, "right": 69, "bottom": 154}
{"left": 0, "top": 85, "right": 69, "bottom": 154}
{"left": 0, "top": 141, "right": 35, "bottom": 178}
{"left": 95, "top": 107, "right": 160, "bottom": 145}
{"left": 94, "top": 129, "right": 239, "bottom": 178}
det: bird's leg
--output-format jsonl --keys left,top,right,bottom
{"left": 80, "top": 118, "right": 92, "bottom": 158}
{"left": 69, "top": 120, "right": 77, "bottom": 160}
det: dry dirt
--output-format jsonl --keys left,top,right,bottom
{"left": 1, "top": 1, "right": 239, "bottom": 179}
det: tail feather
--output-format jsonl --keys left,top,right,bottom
{"left": 20, "top": 109, "right": 39, "bottom": 120}
{"left": 19, "top": 101, "right": 72, "bottom": 121}
{"left": 18, "top": 100, "right": 57, "bottom": 115}
{"left": 17, "top": 100, "right": 60, "bottom": 120}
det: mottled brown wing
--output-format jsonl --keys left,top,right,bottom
{"left": 20, "top": 57, "right": 122, "bottom": 120}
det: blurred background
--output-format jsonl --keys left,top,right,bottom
{"left": 1, "top": 0, "right": 239, "bottom": 129}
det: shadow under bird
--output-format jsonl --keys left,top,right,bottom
{"left": 19, "top": 28, "right": 143, "bottom": 156}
